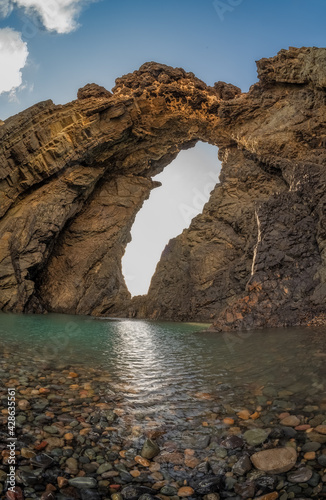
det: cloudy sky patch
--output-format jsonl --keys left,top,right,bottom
{"left": 0, "top": 27, "right": 28, "bottom": 94}
{"left": 0, "top": 0, "right": 96, "bottom": 96}
{"left": 0, "top": 0, "right": 95, "bottom": 34}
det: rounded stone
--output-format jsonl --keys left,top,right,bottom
{"left": 68, "top": 477, "right": 97, "bottom": 489}
{"left": 141, "top": 439, "right": 160, "bottom": 460}
{"left": 302, "top": 442, "right": 321, "bottom": 453}
{"left": 243, "top": 428, "right": 269, "bottom": 446}
{"left": 279, "top": 415, "right": 300, "bottom": 427}
{"left": 287, "top": 466, "right": 313, "bottom": 483}
{"left": 178, "top": 486, "right": 195, "bottom": 497}
{"left": 251, "top": 447, "right": 297, "bottom": 474}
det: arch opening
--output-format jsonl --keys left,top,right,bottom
{"left": 122, "top": 142, "right": 221, "bottom": 297}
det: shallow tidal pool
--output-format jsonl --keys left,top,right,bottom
{"left": 0, "top": 313, "right": 326, "bottom": 498}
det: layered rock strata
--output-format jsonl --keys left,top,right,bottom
{"left": 0, "top": 47, "right": 325, "bottom": 330}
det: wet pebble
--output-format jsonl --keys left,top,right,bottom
{"left": 287, "top": 466, "right": 313, "bottom": 483}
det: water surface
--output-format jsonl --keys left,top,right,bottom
{"left": 1, "top": 313, "right": 326, "bottom": 438}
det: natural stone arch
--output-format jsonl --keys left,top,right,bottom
{"left": 0, "top": 47, "right": 326, "bottom": 330}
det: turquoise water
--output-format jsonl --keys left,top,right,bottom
{"left": 1, "top": 313, "right": 326, "bottom": 434}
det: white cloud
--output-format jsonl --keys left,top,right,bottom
{"left": 0, "top": 1, "right": 13, "bottom": 17}
{"left": 0, "top": 28, "right": 28, "bottom": 95}
{"left": 0, "top": 0, "right": 96, "bottom": 34}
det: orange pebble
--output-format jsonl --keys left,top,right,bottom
{"left": 68, "top": 372, "right": 78, "bottom": 378}
{"left": 295, "top": 424, "right": 310, "bottom": 431}
{"left": 39, "top": 388, "right": 50, "bottom": 394}
{"left": 250, "top": 411, "right": 260, "bottom": 420}
{"left": 57, "top": 477, "right": 69, "bottom": 488}
{"left": 257, "top": 493, "right": 279, "bottom": 500}
{"left": 79, "top": 428, "right": 90, "bottom": 436}
{"left": 34, "top": 441, "right": 47, "bottom": 451}
{"left": 278, "top": 412, "right": 290, "bottom": 419}
{"left": 134, "top": 455, "right": 151, "bottom": 467}
{"left": 46, "top": 484, "right": 57, "bottom": 492}
{"left": 223, "top": 418, "right": 235, "bottom": 425}
{"left": 110, "top": 485, "right": 121, "bottom": 490}
{"left": 237, "top": 409, "right": 251, "bottom": 420}
{"left": 178, "top": 486, "right": 195, "bottom": 497}
{"left": 130, "top": 470, "right": 141, "bottom": 478}
{"left": 304, "top": 451, "right": 316, "bottom": 460}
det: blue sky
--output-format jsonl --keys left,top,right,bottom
{"left": 1, "top": 0, "right": 326, "bottom": 118}
{"left": 0, "top": 0, "right": 325, "bottom": 295}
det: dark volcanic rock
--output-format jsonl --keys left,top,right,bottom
{"left": 1, "top": 47, "right": 326, "bottom": 331}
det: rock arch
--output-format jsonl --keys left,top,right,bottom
{"left": 0, "top": 47, "right": 326, "bottom": 330}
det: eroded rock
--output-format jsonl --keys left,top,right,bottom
{"left": 0, "top": 47, "right": 326, "bottom": 331}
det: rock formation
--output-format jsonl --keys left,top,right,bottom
{"left": 0, "top": 46, "right": 325, "bottom": 330}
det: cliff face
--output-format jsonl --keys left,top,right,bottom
{"left": 0, "top": 47, "right": 325, "bottom": 330}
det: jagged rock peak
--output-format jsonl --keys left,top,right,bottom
{"left": 257, "top": 46, "right": 326, "bottom": 88}
{"left": 77, "top": 83, "right": 112, "bottom": 99}
{"left": 112, "top": 60, "right": 235, "bottom": 99}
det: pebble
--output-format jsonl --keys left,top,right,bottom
{"left": 57, "top": 477, "right": 69, "bottom": 488}
{"left": 80, "top": 490, "right": 101, "bottom": 500}
{"left": 301, "top": 441, "right": 321, "bottom": 452}
{"left": 251, "top": 447, "right": 297, "bottom": 474}
{"left": 177, "top": 486, "right": 195, "bottom": 497}
{"left": 30, "top": 454, "right": 54, "bottom": 468}
{"left": 243, "top": 428, "right": 269, "bottom": 446}
{"left": 279, "top": 415, "right": 300, "bottom": 427}
{"left": 64, "top": 432, "right": 74, "bottom": 440}
{"left": 237, "top": 409, "right": 251, "bottom": 420}
{"left": 256, "top": 493, "right": 279, "bottom": 500}
{"left": 96, "top": 462, "right": 112, "bottom": 474}
{"left": 234, "top": 480, "right": 255, "bottom": 498}
{"left": 65, "top": 457, "right": 78, "bottom": 473}
{"left": 232, "top": 455, "right": 252, "bottom": 475}
{"left": 220, "top": 435, "right": 244, "bottom": 449}
{"left": 141, "top": 439, "right": 160, "bottom": 459}
{"left": 223, "top": 417, "right": 234, "bottom": 425}
{"left": 135, "top": 455, "right": 151, "bottom": 467}
{"left": 21, "top": 448, "right": 36, "bottom": 459}
{"left": 160, "top": 485, "right": 178, "bottom": 495}
{"left": 68, "top": 477, "right": 97, "bottom": 489}
{"left": 18, "top": 399, "right": 30, "bottom": 410}
{"left": 287, "top": 466, "right": 313, "bottom": 483}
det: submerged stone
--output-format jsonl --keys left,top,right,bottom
{"left": 251, "top": 447, "right": 297, "bottom": 474}
{"left": 30, "top": 454, "right": 54, "bottom": 469}
{"left": 243, "top": 428, "right": 269, "bottom": 446}
{"left": 141, "top": 439, "right": 160, "bottom": 460}
{"left": 68, "top": 478, "right": 97, "bottom": 489}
